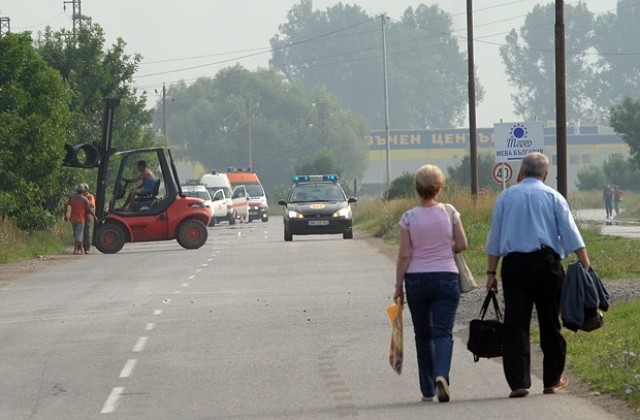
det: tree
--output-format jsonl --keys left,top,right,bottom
{"left": 610, "top": 97, "right": 640, "bottom": 168}
{"left": 447, "top": 153, "right": 498, "bottom": 191}
{"left": 0, "top": 33, "right": 70, "bottom": 230}
{"left": 592, "top": 0, "right": 640, "bottom": 120}
{"left": 602, "top": 154, "right": 638, "bottom": 190}
{"left": 500, "top": 3, "right": 595, "bottom": 122}
{"left": 160, "top": 65, "right": 370, "bottom": 192}
{"left": 269, "top": 1, "right": 478, "bottom": 129}
{"left": 385, "top": 173, "right": 415, "bottom": 200}
{"left": 35, "top": 18, "right": 159, "bottom": 154}
{"left": 576, "top": 166, "right": 607, "bottom": 191}
{"left": 294, "top": 148, "right": 342, "bottom": 177}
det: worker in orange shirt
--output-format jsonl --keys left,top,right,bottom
{"left": 81, "top": 183, "right": 96, "bottom": 254}
{"left": 64, "top": 184, "right": 95, "bottom": 255}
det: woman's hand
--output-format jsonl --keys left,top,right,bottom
{"left": 393, "top": 285, "right": 404, "bottom": 305}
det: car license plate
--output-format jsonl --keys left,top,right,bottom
{"left": 308, "top": 220, "right": 329, "bottom": 226}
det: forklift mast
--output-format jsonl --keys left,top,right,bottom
{"left": 95, "top": 98, "right": 120, "bottom": 220}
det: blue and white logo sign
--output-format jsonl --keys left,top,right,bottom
{"left": 493, "top": 122, "right": 544, "bottom": 162}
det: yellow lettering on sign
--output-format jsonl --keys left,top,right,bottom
{"left": 479, "top": 133, "right": 492, "bottom": 143}
{"left": 366, "top": 136, "right": 373, "bottom": 146}
{"left": 411, "top": 135, "right": 421, "bottom": 144}
{"left": 432, "top": 134, "right": 443, "bottom": 145}
{"left": 388, "top": 135, "right": 398, "bottom": 145}
{"left": 377, "top": 135, "right": 386, "bottom": 145}
{"left": 456, "top": 133, "right": 466, "bottom": 143}
{"left": 399, "top": 135, "right": 409, "bottom": 145}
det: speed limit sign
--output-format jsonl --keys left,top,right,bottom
{"left": 493, "top": 163, "right": 513, "bottom": 184}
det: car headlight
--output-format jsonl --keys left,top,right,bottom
{"left": 287, "top": 210, "right": 304, "bottom": 218}
{"left": 332, "top": 207, "right": 352, "bottom": 218}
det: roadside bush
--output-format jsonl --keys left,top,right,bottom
{"left": 385, "top": 172, "right": 415, "bottom": 201}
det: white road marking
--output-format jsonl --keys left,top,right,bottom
{"left": 172, "top": 291, "right": 182, "bottom": 294}
{"left": 100, "top": 387, "right": 124, "bottom": 414}
{"left": 145, "top": 323, "right": 154, "bottom": 331}
{"left": 196, "top": 269, "right": 202, "bottom": 273}
{"left": 119, "top": 359, "right": 137, "bottom": 378}
{"left": 153, "top": 310, "right": 162, "bottom": 316}
{"left": 133, "top": 336, "right": 148, "bottom": 353}
{"left": 207, "top": 258, "right": 213, "bottom": 262}
{"left": 182, "top": 283, "right": 189, "bottom": 287}
{"left": 201, "top": 263, "right": 208, "bottom": 267}
{"left": 188, "top": 275, "right": 196, "bottom": 280}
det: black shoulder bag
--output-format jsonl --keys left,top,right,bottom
{"left": 467, "top": 290, "right": 504, "bottom": 362}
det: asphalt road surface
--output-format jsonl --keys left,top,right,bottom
{"left": 0, "top": 219, "right": 623, "bottom": 419}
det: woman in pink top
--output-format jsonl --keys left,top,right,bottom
{"left": 393, "top": 164, "right": 468, "bottom": 403}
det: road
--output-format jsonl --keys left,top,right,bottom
{"left": 0, "top": 219, "right": 624, "bottom": 419}
{"left": 575, "top": 209, "right": 640, "bottom": 239}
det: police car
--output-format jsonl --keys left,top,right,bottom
{"left": 277, "top": 174, "right": 357, "bottom": 241}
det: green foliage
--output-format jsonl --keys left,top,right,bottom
{"left": 576, "top": 154, "right": 639, "bottom": 191}
{"left": 565, "top": 300, "right": 640, "bottom": 411}
{"left": 500, "top": 3, "right": 596, "bottom": 122}
{"left": 576, "top": 166, "right": 607, "bottom": 191}
{"left": 610, "top": 97, "right": 640, "bottom": 169}
{"left": 603, "top": 154, "right": 639, "bottom": 190}
{"left": 447, "top": 153, "right": 502, "bottom": 191}
{"left": 385, "top": 172, "right": 415, "bottom": 201}
{"left": 294, "top": 148, "right": 342, "bottom": 177}
{"left": 36, "top": 19, "right": 159, "bottom": 152}
{"left": 160, "top": 65, "right": 370, "bottom": 192}
{"left": 0, "top": 32, "right": 70, "bottom": 230}
{"left": 270, "top": 1, "right": 479, "bottom": 129}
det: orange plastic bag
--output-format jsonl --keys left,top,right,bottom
{"left": 386, "top": 299, "right": 404, "bottom": 374}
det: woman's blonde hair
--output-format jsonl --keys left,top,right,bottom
{"left": 415, "top": 164, "right": 444, "bottom": 199}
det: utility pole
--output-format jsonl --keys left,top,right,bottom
{"left": 63, "top": 0, "right": 82, "bottom": 37}
{"left": 555, "top": 0, "right": 568, "bottom": 197}
{"left": 466, "top": 0, "right": 479, "bottom": 196}
{"left": 0, "top": 14, "right": 10, "bottom": 36}
{"left": 246, "top": 98, "right": 253, "bottom": 169}
{"left": 318, "top": 102, "right": 327, "bottom": 146}
{"left": 162, "top": 82, "right": 167, "bottom": 138}
{"left": 381, "top": 14, "right": 391, "bottom": 189}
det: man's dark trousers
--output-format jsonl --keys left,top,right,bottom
{"left": 501, "top": 248, "right": 566, "bottom": 390}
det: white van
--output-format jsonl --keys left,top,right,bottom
{"left": 200, "top": 171, "right": 235, "bottom": 224}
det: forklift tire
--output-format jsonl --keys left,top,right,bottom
{"left": 95, "top": 223, "right": 126, "bottom": 254}
{"left": 177, "top": 219, "right": 208, "bottom": 249}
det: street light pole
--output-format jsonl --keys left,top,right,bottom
{"left": 381, "top": 14, "right": 391, "bottom": 188}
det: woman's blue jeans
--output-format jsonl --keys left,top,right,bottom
{"left": 405, "top": 272, "right": 460, "bottom": 398}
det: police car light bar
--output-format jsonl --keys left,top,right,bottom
{"left": 293, "top": 174, "right": 339, "bottom": 182}
{"left": 227, "top": 166, "right": 253, "bottom": 173}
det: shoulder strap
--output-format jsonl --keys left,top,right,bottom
{"left": 442, "top": 203, "right": 454, "bottom": 225}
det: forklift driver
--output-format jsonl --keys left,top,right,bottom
{"left": 120, "top": 160, "right": 157, "bottom": 211}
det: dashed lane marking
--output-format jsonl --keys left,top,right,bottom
{"left": 119, "top": 359, "right": 137, "bottom": 378}
{"left": 100, "top": 387, "right": 124, "bottom": 414}
{"left": 132, "top": 336, "right": 148, "bottom": 353}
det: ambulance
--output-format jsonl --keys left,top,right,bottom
{"left": 226, "top": 167, "right": 269, "bottom": 222}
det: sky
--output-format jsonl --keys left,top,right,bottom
{"left": 2, "top": 0, "right": 620, "bottom": 129}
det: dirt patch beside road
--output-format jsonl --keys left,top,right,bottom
{"left": 0, "top": 255, "right": 77, "bottom": 289}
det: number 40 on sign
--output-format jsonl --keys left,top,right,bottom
{"left": 492, "top": 163, "right": 513, "bottom": 186}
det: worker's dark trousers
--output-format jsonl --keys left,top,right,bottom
{"left": 501, "top": 248, "right": 566, "bottom": 390}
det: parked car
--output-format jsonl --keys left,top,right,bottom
{"left": 181, "top": 185, "right": 215, "bottom": 226}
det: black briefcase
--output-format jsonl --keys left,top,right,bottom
{"left": 467, "top": 291, "right": 504, "bottom": 362}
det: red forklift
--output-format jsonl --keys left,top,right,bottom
{"left": 87, "top": 99, "right": 211, "bottom": 254}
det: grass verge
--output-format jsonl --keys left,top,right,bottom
{"left": 354, "top": 189, "right": 640, "bottom": 412}
{"left": 0, "top": 219, "right": 69, "bottom": 264}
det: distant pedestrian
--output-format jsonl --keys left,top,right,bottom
{"left": 81, "top": 183, "right": 96, "bottom": 254}
{"left": 394, "top": 164, "right": 469, "bottom": 403}
{"left": 603, "top": 185, "right": 613, "bottom": 219}
{"left": 484, "top": 152, "right": 592, "bottom": 398}
{"left": 613, "top": 186, "right": 624, "bottom": 217}
{"left": 64, "top": 184, "right": 95, "bottom": 255}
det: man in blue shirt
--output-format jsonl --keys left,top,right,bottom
{"left": 484, "top": 152, "right": 591, "bottom": 399}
